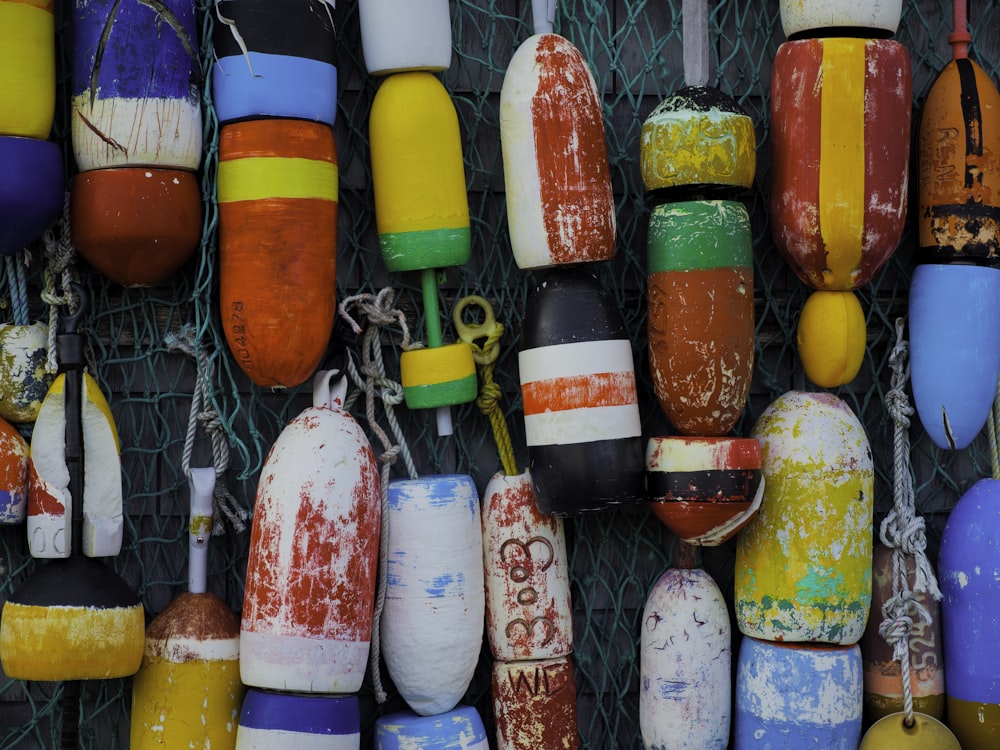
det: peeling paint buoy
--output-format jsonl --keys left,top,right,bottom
{"left": 492, "top": 656, "right": 579, "bottom": 750}
{"left": 0, "top": 415, "right": 27, "bottom": 524}
{"left": 375, "top": 705, "right": 489, "bottom": 750}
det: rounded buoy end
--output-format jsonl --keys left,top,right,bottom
{"left": 797, "top": 290, "right": 865, "bottom": 388}
{"left": 0, "top": 135, "right": 63, "bottom": 257}
{"left": 400, "top": 343, "right": 477, "bottom": 410}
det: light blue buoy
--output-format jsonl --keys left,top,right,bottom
{"left": 909, "top": 263, "right": 1000, "bottom": 450}
{"left": 235, "top": 689, "right": 360, "bottom": 749}
{"left": 376, "top": 706, "right": 489, "bottom": 750}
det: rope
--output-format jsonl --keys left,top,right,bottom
{"left": 468, "top": 322, "right": 518, "bottom": 477}
{"left": 165, "top": 324, "right": 248, "bottom": 534}
{"left": 338, "top": 287, "right": 419, "bottom": 704}
{"left": 40, "top": 193, "right": 78, "bottom": 374}
{"left": 990, "top": 374, "right": 1000, "bottom": 480}
{"left": 6, "top": 252, "right": 30, "bottom": 327}
{"left": 878, "top": 316, "right": 941, "bottom": 723}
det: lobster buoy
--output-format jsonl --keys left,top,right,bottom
{"left": 645, "top": 436, "right": 762, "bottom": 547}
{"left": 375, "top": 706, "right": 489, "bottom": 750}
{"left": 640, "top": 565, "right": 731, "bottom": 749}
{"left": 518, "top": 268, "right": 644, "bottom": 514}
{"left": 500, "top": 32, "right": 615, "bottom": 269}
{"left": 0, "top": 416, "right": 28, "bottom": 524}
{"left": 860, "top": 543, "right": 944, "bottom": 724}
{"left": 482, "top": 471, "right": 573, "bottom": 662}
{"left": 241, "top": 371, "right": 380, "bottom": 693}
{"left": 492, "top": 656, "right": 579, "bottom": 750}
{"left": 382, "top": 474, "right": 485, "bottom": 716}
{"left": 0, "top": 135, "right": 62, "bottom": 257}
{"left": 213, "top": 0, "right": 337, "bottom": 126}
{"left": 909, "top": 263, "right": 1000, "bottom": 450}
{"left": 779, "top": 0, "right": 902, "bottom": 39}
{"left": 0, "top": 0, "right": 55, "bottom": 138}
{"left": 938, "top": 478, "right": 1000, "bottom": 749}
{"left": 735, "top": 391, "right": 873, "bottom": 644}
{"left": 735, "top": 638, "right": 863, "bottom": 749}
{"left": 218, "top": 118, "right": 338, "bottom": 388}
{"left": 235, "top": 689, "right": 360, "bottom": 750}
{"left": 359, "top": 0, "right": 451, "bottom": 76}
{"left": 0, "top": 321, "right": 54, "bottom": 423}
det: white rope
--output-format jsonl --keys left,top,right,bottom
{"left": 40, "top": 193, "right": 78, "bottom": 374}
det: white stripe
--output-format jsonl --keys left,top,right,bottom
{"left": 519, "top": 339, "right": 634, "bottom": 382}
{"left": 144, "top": 635, "right": 240, "bottom": 662}
{"left": 236, "top": 725, "right": 359, "bottom": 750}
{"left": 524, "top": 404, "right": 641, "bottom": 446}
{"left": 239, "top": 631, "right": 369, "bottom": 693}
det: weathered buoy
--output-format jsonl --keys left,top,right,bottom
{"left": 518, "top": 268, "right": 644, "bottom": 514}
{"left": 0, "top": 416, "right": 28, "bottom": 524}
{"left": 500, "top": 32, "right": 615, "bottom": 269}
{"left": 359, "top": 0, "right": 452, "bottom": 76}
{"left": 735, "top": 638, "right": 863, "bottom": 749}
{"left": 492, "top": 656, "right": 580, "bottom": 750}
{"left": 0, "top": 321, "right": 53, "bottom": 423}
{"left": 0, "top": 135, "right": 62, "bottom": 257}
{"left": 375, "top": 706, "right": 489, "bottom": 750}
{"left": 382, "top": 474, "right": 484, "bottom": 716}
{"left": 218, "top": 118, "right": 337, "bottom": 388}
{"left": 213, "top": 0, "right": 337, "bottom": 126}
{"left": 860, "top": 543, "right": 945, "bottom": 724}
{"left": 0, "top": 0, "right": 55, "bottom": 139}
{"left": 645, "top": 436, "right": 762, "bottom": 547}
{"left": 241, "top": 371, "right": 380, "bottom": 693}
{"left": 482, "top": 471, "right": 573, "bottom": 662}
{"left": 646, "top": 200, "right": 754, "bottom": 435}
{"left": 778, "top": 0, "right": 902, "bottom": 39}
{"left": 70, "top": 167, "right": 202, "bottom": 287}
{"left": 235, "top": 689, "right": 360, "bottom": 750}
{"left": 640, "top": 564, "right": 731, "bottom": 749}
{"left": 71, "top": 0, "right": 201, "bottom": 171}
{"left": 909, "top": 263, "right": 1000, "bottom": 450}
{"left": 938, "top": 477, "right": 1000, "bottom": 750}
{"left": 735, "top": 391, "right": 873, "bottom": 644}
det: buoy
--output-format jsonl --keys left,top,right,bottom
{"left": 0, "top": 321, "right": 53, "bottom": 423}
{"left": 218, "top": 118, "right": 338, "bottom": 388}
{"left": 735, "top": 637, "right": 862, "bottom": 749}
{"left": 375, "top": 706, "right": 489, "bottom": 750}
{"left": 778, "top": 0, "right": 902, "bottom": 39}
{"left": 909, "top": 263, "right": 1000, "bottom": 450}
{"left": 71, "top": 0, "right": 201, "bottom": 171}
{"left": 645, "top": 436, "right": 762, "bottom": 547}
{"left": 0, "top": 416, "right": 28, "bottom": 524}
{"left": 492, "top": 657, "right": 579, "bottom": 750}
{"left": 131, "top": 468, "right": 244, "bottom": 750}
{"left": 235, "top": 689, "right": 360, "bottom": 750}
{"left": 213, "top": 0, "right": 337, "bottom": 126}
{"left": 640, "top": 559, "right": 731, "bottom": 749}
{"left": 0, "top": 135, "right": 62, "bottom": 257}
{"left": 646, "top": 200, "right": 754, "bottom": 435}
{"left": 241, "top": 371, "right": 380, "bottom": 693}
{"left": 359, "top": 0, "right": 452, "bottom": 76}
{"left": 860, "top": 543, "right": 944, "bottom": 724}
{"left": 735, "top": 391, "right": 873, "bottom": 644}
{"left": 518, "top": 267, "right": 644, "bottom": 514}
{"left": 500, "top": 32, "right": 615, "bottom": 269}
{"left": 938, "top": 477, "right": 1000, "bottom": 749}
{"left": 382, "top": 474, "right": 484, "bottom": 716}
{"left": 0, "top": 0, "right": 55, "bottom": 139}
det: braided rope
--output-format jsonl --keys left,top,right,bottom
{"left": 469, "top": 323, "right": 518, "bottom": 477}
{"left": 6, "top": 251, "right": 30, "bottom": 327}
{"left": 40, "top": 194, "right": 78, "bottom": 374}
{"left": 990, "top": 374, "right": 1000, "bottom": 480}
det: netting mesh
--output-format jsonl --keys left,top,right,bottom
{"left": 1, "top": 0, "right": 998, "bottom": 746}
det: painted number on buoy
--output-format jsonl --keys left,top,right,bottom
{"left": 506, "top": 662, "right": 570, "bottom": 698}
{"left": 229, "top": 301, "right": 254, "bottom": 372}
{"left": 500, "top": 536, "right": 555, "bottom": 648}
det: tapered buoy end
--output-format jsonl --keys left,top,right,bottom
{"left": 797, "top": 290, "right": 865, "bottom": 388}
{"left": 400, "top": 342, "right": 477, "bottom": 410}
{"left": 0, "top": 135, "right": 62, "bottom": 257}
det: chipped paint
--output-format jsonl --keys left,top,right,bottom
{"left": 493, "top": 657, "right": 579, "bottom": 750}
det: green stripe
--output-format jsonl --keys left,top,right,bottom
{"left": 379, "top": 227, "right": 471, "bottom": 273}
{"left": 647, "top": 200, "right": 752, "bottom": 273}
{"left": 403, "top": 373, "right": 478, "bottom": 409}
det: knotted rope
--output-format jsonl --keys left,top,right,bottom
{"left": 338, "top": 287, "right": 418, "bottom": 704}
{"left": 165, "top": 324, "right": 247, "bottom": 534}
{"left": 5, "top": 251, "right": 30, "bottom": 327}
{"left": 879, "top": 316, "right": 941, "bottom": 723}
{"left": 40, "top": 194, "right": 78, "bottom": 374}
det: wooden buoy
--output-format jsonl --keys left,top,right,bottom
{"left": 241, "top": 371, "right": 380, "bottom": 693}
{"left": 938, "top": 477, "right": 1000, "bottom": 749}
{"left": 482, "top": 471, "right": 573, "bottom": 662}
{"left": 0, "top": 0, "right": 55, "bottom": 139}
{"left": 71, "top": 0, "right": 201, "bottom": 171}
{"left": 861, "top": 543, "right": 945, "bottom": 724}
{"left": 646, "top": 200, "right": 754, "bottom": 435}
{"left": 909, "top": 263, "right": 1000, "bottom": 450}
{"left": 235, "top": 689, "right": 360, "bottom": 749}
{"left": 0, "top": 415, "right": 28, "bottom": 524}
{"left": 382, "top": 474, "right": 484, "bottom": 716}
{"left": 218, "top": 118, "right": 337, "bottom": 388}
{"left": 518, "top": 268, "right": 644, "bottom": 514}
{"left": 500, "top": 32, "right": 615, "bottom": 269}
{"left": 359, "top": 0, "right": 452, "bottom": 76}
{"left": 375, "top": 706, "right": 489, "bottom": 750}
{"left": 492, "top": 656, "right": 580, "bottom": 750}
{"left": 735, "top": 391, "right": 873, "bottom": 644}
{"left": 70, "top": 167, "right": 202, "bottom": 287}
{"left": 645, "top": 436, "right": 762, "bottom": 546}
{"left": 0, "top": 135, "right": 62, "bottom": 257}
{"left": 213, "top": 0, "right": 337, "bottom": 126}
{"left": 779, "top": 0, "right": 902, "bottom": 39}
{"left": 735, "top": 638, "right": 862, "bottom": 749}
{"left": 640, "top": 564, "right": 731, "bottom": 749}
{"left": 0, "top": 321, "right": 53, "bottom": 423}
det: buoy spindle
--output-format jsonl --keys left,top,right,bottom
{"left": 531, "top": 0, "right": 555, "bottom": 35}
{"left": 949, "top": 0, "right": 971, "bottom": 59}
{"left": 187, "top": 467, "right": 214, "bottom": 595}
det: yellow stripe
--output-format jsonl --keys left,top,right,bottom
{"left": 218, "top": 157, "right": 338, "bottom": 203}
{"left": 819, "top": 39, "right": 866, "bottom": 289}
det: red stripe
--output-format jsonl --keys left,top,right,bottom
{"left": 522, "top": 372, "right": 636, "bottom": 415}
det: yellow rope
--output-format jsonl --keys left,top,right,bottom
{"left": 991, "top": 372, "right": 1000, "bottom": 480}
